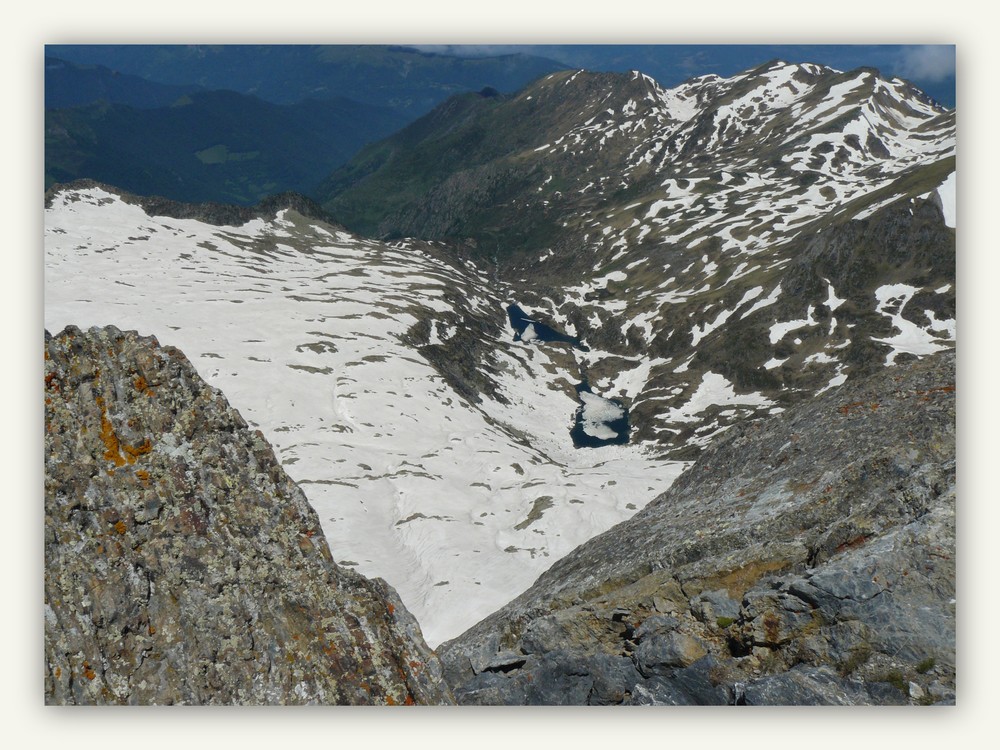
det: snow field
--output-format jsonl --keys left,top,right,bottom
{"left": 45, "top": 188, "right": 686, "bottom": 646}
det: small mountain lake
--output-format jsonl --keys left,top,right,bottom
{"left": 506, "top": 304, "right": 589, "bottom": 350}
{"left": 506, "top": 303, "right": 628, "bottom": 447}
{"left": 570, "top": 380, "right": 630, "bottom": 447}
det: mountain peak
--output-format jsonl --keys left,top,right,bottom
{"left": 320, "top": 58, "right": 953, "bottom": 247}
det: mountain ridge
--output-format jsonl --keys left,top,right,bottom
{"left": 439, "top": 348, "right": 955, "bottom": 705}
{"left": 320, "top": 61, "right": 953, "bottom": 253}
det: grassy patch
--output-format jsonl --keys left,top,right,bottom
{"left": 514, "top": 496, "right": 555, "bottom": 530}
{"left": 704, "top": 559, "right": 791, "bottom": 600}
{"left": 195, "top": 144, "right": 261, "bottom": 165}
{"left": 916, "top": 657, "right": 936, "bottom": 674}
{"left": 877, "top": 669, "right": 908, "bottom": 693}
{"left": 837, "top": 643, "right": 872, "bottom": 676}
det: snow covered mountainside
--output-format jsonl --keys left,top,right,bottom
{"left": 45, "top": 61, "right": 955, "bottom": 648}
{"left": 323, "top": 60, "right": 955, "bottom": 455}
{"left": 44, "top": 187, "right": 686, "bottom": 647}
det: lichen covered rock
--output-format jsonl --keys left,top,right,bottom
{"left": 44, "top": 325, "right": 453, "bottom": 705}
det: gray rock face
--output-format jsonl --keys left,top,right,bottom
{"left": 44, "top": 326, "right": 454, "bottom": 705}
{"left": 439, "top": 352, "right": 955, "bottom": 705}
{"left": 737, "top": 665, "right": 908, "bottom": 706}
{"left": 635, "top": 631, "right": 708, "bottom": 675}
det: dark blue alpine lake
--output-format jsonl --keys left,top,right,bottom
{"left": 570, "top": 380, "right": 630, "bottom": 448}
{"left": 506, "top": 304, "right": 589, "bottom": 351}
{"left": 506, "top": 303, "right": 628, "bottom": 447}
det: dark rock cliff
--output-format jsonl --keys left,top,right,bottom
{"left": 43, "top": 326, "right": 453, "bottom": 705}
{"left": 439, "top": 351, "right": 955, "bottom": 705}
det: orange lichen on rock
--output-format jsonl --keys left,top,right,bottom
{"left": 114, "top": 520, "right": 127, "bottom": 535}
{"left": 835, "top": 534, "right": 870, "bottom": 554}
{"left": 96, "top": 396, "right": 126, "bottom": 466}
{"left": 134, "top": 375, "right": 156, "bottom": 398}
{"left": 96, "top": 395, "right": 152, "bottom": 466}
{"left": 917, "top": 384, "right": 956, "bottom": 402}
{"left": 122, "top": 439, "right": 152, "bottom": 464}
{"left": 918, "top": 385, "right": 956, "bottom": 395}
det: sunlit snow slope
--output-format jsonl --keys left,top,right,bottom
{"left": 44, "top": 187, "right": 685, "bottom": 646}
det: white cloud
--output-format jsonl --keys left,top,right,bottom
{"left": 411, "top": 45, "right": 533, "bottom": 58}
{"left": 898, "top": 45, "right": 956, "bottom": 82}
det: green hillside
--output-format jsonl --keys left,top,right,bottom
{"left": 45, "top": 91, "right": 408, "bottom": 205}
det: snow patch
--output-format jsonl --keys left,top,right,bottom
{"left": 579, "top": 392, "right": 625, "bottom": 440}
{"left": 661, "top": 372, "right": 775, "bottom": 435}
{"left": 936, "top": 172, "right": 956, "bottom": 228}
{"left": 769, "top": 305, "right": 818, "bottom": 344}
{"left": 741, "top": 284, "right": 782, "bottom": 319}
{"left": 872, "top": 283, "right": 955, "bottom": 365}
{"left": 44, "top": 187, "right": 687, "bottom": 648}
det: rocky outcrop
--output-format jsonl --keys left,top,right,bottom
{"left": 44, "top": 326, "right": 453, "bottom": 705}
{"left": 439, "top": 352, "right": 955, "bottom": 705}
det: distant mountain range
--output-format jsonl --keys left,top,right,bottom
{"left": 45, "top": 57, "right": 203, "bottom": 109}
{"left": 44, "top": 46, "right": 569, "bottom": 204}
{"left": 47, "top": 45, "right": 568, "bottom": 114}
{"left": 45, "top": 85, "right": 408, "bottom": 205}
